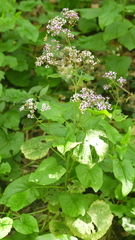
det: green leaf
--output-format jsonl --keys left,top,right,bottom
{"left": 113, "top": 159, "right": 134, "bottom": 196}
{"left": 100, "top": 121, "right": 122, "bottom": 143}
{"left": 0, "top": 17, "right": 15, "bottom": 32}
{"left": 104, "top": 18, "right": 131, "bottom": 41}
{"left": 38, "top": 102, "right": 66, "bottom": 123}
{"left": 21, "top": 136, "right": 53, "bottom": 160}
{"left": 0, "top": 70, "right": 5, "bottom": 80}
{"left": 59, "top": 192, "right": 88, "bottom": 217}
{"left": 2, "top": 55, "right": 18, "bottom": 68}
{"left": 73, "top": 130, "right": 108, "bottom": 166}
{"left": 0, "top": 110, "right": 20, "bottom": 130}
{"left": 0, "top": 162, "right": 11, "bottom": 174}
{"left": 0, "top": 217, "right": 13, "bottom": 239}
{"left": 6, "top": 188, "right": 39, "bottom": 211}
{"left": 105, "top": 55, "right": 131, "bottom": 77}
{"left": 36, "top": 234, "right": 57, "bottom": 240}
{"left": 0, "top": 52, "right": 4, "bottom": 66}
{"left": 17, "top": 0, "right": 43, "bottom": 12}
{"left": 76, "top": 164, "right": 103, "bottom": 192}
{"left": 4, "top": 88, "right": 27, "bottom": 104}
{"left": 122, "top": 217, "right": 135, "bottom": 235}
{"left": 98, "top": 0, "right": 123, "bottom": 29}
{"left": 39, "top": 123, "right": 68, "bottom": 138}
{"left": 119, "top": 27, "right": 135, "bottom": 50}
{"left": 66, "top": 200, "right": 113, "bottom": 240}
{"left": 0, "top": 130, "right": 24, "bottom": 159}
{"left": 13, "top": 214, "right": 39, "bottom": 235}
{"left": 6, "top": 70, "right": 30, "bottom": 87}
{"left": 17, "top": 19, "right": 39, "bottom": 42}
{"left": 88, "top": 109, "right": 112, "bottom": 118}
{"left": 0, "top": 175, "right": 30, "bottom": 203}
{"left": 76, "top": 33, "right": 106, "bottom": 51}
{"left": 29, "top": 157, "right": 66, "bottom": 185}
{"left": 47, "top": 73, "right": 61, "bottom": 79}
{"left": 112, "top": 109, "right": 127, "bottom": 122}
{"left": 0, "top": 83, "right": 2, "bottom": 96}
{"left": 76, "top": 8, "right": 100, "bottom": 19}
{"left": 78, "top": 74, "right": 94, "bottom": 86}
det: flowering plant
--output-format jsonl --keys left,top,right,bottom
{"left": 1, "top": 8, "right": 134, "bottom": 240}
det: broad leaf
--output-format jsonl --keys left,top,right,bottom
{"left": 98, "top": 0, "right": 123, "bottom": 29}
{"left": 113, "top": 159, "right": 134, "bottom": 196}
{"left": 17, "top": 19, "right": 39, "bottom": 42}
{"left": 13, "top": 214, "right": 39, "bottom": 234}
{"left": 29, "top": 157, "right": 66, "bottom": 185}
{"left": 73, "top": 130, "right": 108, "bottom": 166}
{"left": 21, "top": 136, "right": 53, "bottom": 160}
{"left": 0, "top": 130, "right": 24, "bottom": 159}
{"left": 119, "top": 27, "right": 135, "bottom": 50}
{"left": 76, "top": 164, "right": 103, "bottom": 192}
{"left": 66, "top": 200, "right": 113, "bottom": 240}
{"left": 59, "top": 192, "right": 88, "bottom": 217}
{"left": 0, "top": 217, "right": 13, "bottom": 239}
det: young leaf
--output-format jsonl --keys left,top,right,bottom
{"left": 0, "top": 217, "right": 13, "bottom": 239}
{"left": 29, "top": 157, "right": 66, "bottom": 185}
{"left": 13, "top": 214, "right": 39, "bottom": 234}
{"left": 76, "top": 164, "right": 103, "bottom": 192}
{"left": 59, "top": 192, "right": 88, "bottom": 217}
{"left": 113, "top": 159, "right": 134, "bottom": 196}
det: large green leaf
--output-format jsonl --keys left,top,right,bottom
{"left": 73, "top": 130, "right": 108, "bottom": 166}
{"left": 76, "top": 164, "right": 103, "bottom": 192}
{"left": 76, "top": 33, "right": 106, "bottom": 51}
{"left": 6, "top": 188, "right": 39, "bottom": 211}
{"left": 66, "top": 200, "right": 113, "bottom": 240}
{"left": 1, "top": 55, "right": 18, "bottom": 68}
{"left": 0, "top": 130, "right": 24, "bottom": 159}
{"left": 105, "top": 55, "right": 131, "bottom": 77}
{"left": 13, "top": 214, "right": 39, "bottom": 234}
{"left": 21, "top": 136, "right": 53, "bottom": 160}
{"left": 104, "top": 18, "right": 131, "bottom": 41}
{"left": 29, "top": 157, "right": 66, "bottom": 185}
{"left": 113, "top": 159, "right": 134, "bottom": 196}
{"left": 76, "top": 8, "right": 100, "bottom": 19}
{"left": 59, "top": 192, "right": 88, "bottom": 217}
{"left": 98, "top": 0, "right": 123, "bottom": 29}
{"left": 119, "top": 27, "right": 135, "bottom": 50}
{"left": 16, "top": 18, "right": 39, "bottom": 42}
{"left": 17, "top": 0, "right": 43, "bottom": 12}
{"left": 0, "top": 175, "right": 37, "bottom": 207}
{"left": 0, "top": 217, "right": 13, "bottom": 239}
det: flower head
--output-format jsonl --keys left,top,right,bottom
{"left": 71, "top": 88, "right": 112, "bottom": 113}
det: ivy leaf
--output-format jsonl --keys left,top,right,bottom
{"left": 76, "top": 164, "right": 103, "bottom": 192}
{"left": 113, "top": 159, "right": 134, "bottom": 196}
{"left": 21, "top": 136, "right": 53, "bottom": 160}
{"left": 0, "top": 217, "right": 13, "bottom": 239}
{"left": 59, "top": 192, "right": 88, "bottom": 217}
{"left": 29, "top": 157, "right": 66, "bottom": 185}
{"left": 13, "top": 214, "right": 39, "bottom": 234}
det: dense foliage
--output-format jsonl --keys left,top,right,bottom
{"left": 0, "top": 0, "right": 135, "bottom": 239}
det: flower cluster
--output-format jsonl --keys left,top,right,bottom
{"left": 71, "top": 88, "right": 112, "bottom": 114}
{"left": 103, "top": 71, "right": 126, "bottom": 89}
{"left": 20, "top": 98, "right": 50, "bottom": 118}
{"left": 36, "top": 44, "right": 98, "bottom": 80}
{"left": 46, "top": 8, "right": 79, "bottom": 38}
